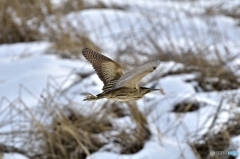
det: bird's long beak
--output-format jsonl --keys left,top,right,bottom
{"left": 150, "top": 88, "right": 165, "bottom": 95}
{"left": 150, "top": 88, "right": 159, "bottom": 91}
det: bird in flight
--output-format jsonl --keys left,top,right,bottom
{"left": 82, "top": 48, "right": 162, "bottom": 101}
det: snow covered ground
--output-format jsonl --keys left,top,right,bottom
{"left": 1, "top": 0, "right": 240, "bottom": 159}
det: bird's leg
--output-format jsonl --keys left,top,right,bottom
{"left": 84, "top": 93, "right": 105, "bottom": 101}
{"left": 84, "top": 93, "right": 98, "bottom": 101}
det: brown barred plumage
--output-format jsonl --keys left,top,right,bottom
{"left": 82, "top": 48, "right": 162, "bottom": 101}
{"left": 82, "top": 48, "right": 123, "bottom": 92}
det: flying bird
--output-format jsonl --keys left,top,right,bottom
{"left": 82, "top": 48, "right": 162, "bottom": 101}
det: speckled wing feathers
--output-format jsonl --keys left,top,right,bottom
{"left": 82, "top": 48, "right": 123, "bottom": 92}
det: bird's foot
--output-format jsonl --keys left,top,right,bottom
{"left": 84, "top": 93, "right": 98, "bottom": 101}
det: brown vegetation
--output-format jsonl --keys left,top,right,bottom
{"left": 0, "top": 0, "right": 240, "bottom": 159}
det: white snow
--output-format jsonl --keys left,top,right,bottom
{"left": 89, "top": 139, "right": 196, "bottom": 159}
{"left": 3, "top": 154, "right": 28, "bottom": 159}
{"left": 1, "top": 0, "right": 240, "bottom": 159}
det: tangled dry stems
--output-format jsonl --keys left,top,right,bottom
{"left": 191, "top": 108, "right": 240, "bottom": 159}
{"left": 158, "top": 51, "right": 240, "bottom": 92}
{"left": 0, "top": 99, "right": 151, "bottom": 159}
{"left": 1, "top": 0, "right": 240, "bottom": 159}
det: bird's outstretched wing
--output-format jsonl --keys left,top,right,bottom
{"left": 82, "top": 48, "right": 123, "bottom": 92}
{"left": 114, "top": 60, "right": 160, "bottom": 89}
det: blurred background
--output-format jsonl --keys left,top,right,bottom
{"left": 0, "top": 0, "right": 240, "bottom": 159}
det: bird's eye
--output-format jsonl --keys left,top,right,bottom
{"left": 153, "top": 67, "right": 156, "bottom": 69}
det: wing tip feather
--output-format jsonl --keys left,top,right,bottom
{"left": 82, "top": 47, "right": 90, "bottom": 56}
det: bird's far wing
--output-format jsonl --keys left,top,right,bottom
{"left": 82, "top": 48, "right": 123, "bottom": 92}
{"left": 114, "top": 60, "right": 160, "bottom": 89}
